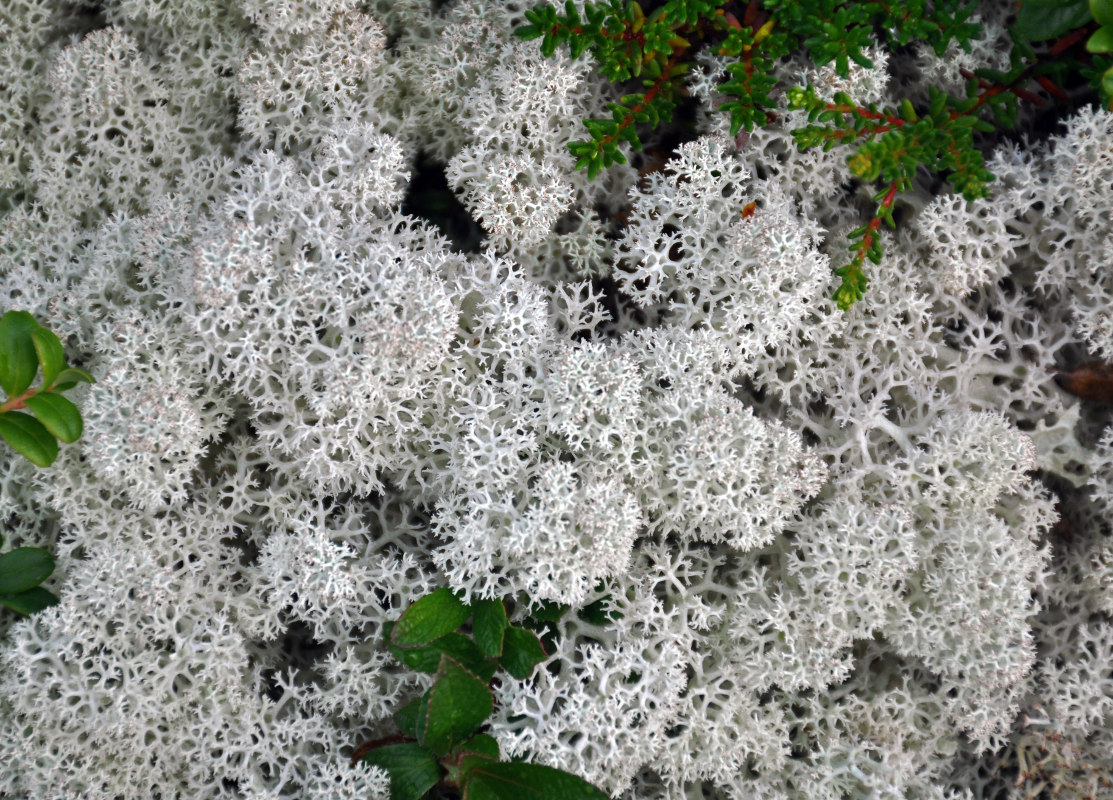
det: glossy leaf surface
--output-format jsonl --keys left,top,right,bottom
{"left": 30, "top": 327, "right": 65, "bottom": 389}
{"left": 24, "top": 392, "right": 82, "bottom": 443}
{"left": 461, "top": 760, "right": 613, "bottom": 800}
{"left": 0, "top": 586, "right": 59, "bottom": 616}
{"left": 390, "top": 587, "right": 471, "bottom": 649}
{"left": 48, "top": 367, "right": 95, "bottom": 392}
{"left": 471, "top": 599, "right": 508, "bottom": 658}
{"left": 419, "top": 655, "right": 492, "bottom": 756}
{"left": 389, "top": 628, "right": 497, "bottom": 682}
{"left": 0, "top": 412, "right": 58, "bottom": 466}
{"left": 499, "top": 626, "right": 547, "bottom": 679}
{"left": 0, "top": 546, "right": 55, "bottom": 595}
{"left": 0, "top": 311, "right": 40, "bottom": 398}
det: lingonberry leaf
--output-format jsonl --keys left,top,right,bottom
{"left": 418, "top": 655, "right": 492, "bottom": 756}
{"left": 1015, "top": 0, "right": 1091, "bottom": 41}
{"left": 499, "top": 626, "right": 547, "bottom": 680}
{"left": 395, "top": 691, "right": 430, "bottom": 739}
{"left": 389, "top": 586, "right": 471, "bottom": 649}
{"left": 29, "top": 327, "right": 65, "bottom": 390}
{"left": 1092, "top": 0, "right": 1113, "bottom": 27}
{"left": 0, "top": 546, "right": 55, "bottom": 595}
{"left": 460, "top": 759, "right": 614, "bottom": 800}
{"left": 48, "top": 366, "right": 95, "bottom": 393}
{"left": 360, "top": 743, "right": 442, "bottom": 800}
{"left": 23, "top": 392, "right": 82, "bottom": 443}
{"left": 471, "top": 599, "right": 508, "bottom": 658}
{"left": 389, "top": 628, "right": 497, "bottom": 682}
{"left": 455, "top": 733, "right": 500, "bottom": 761}
{"left": 0, "top": 310, "right": 40, "bottom": 398}
{"left": 1087, "top": 25, "right": 1113, "bottom": 52}
{"left": 0, "top": 411, "right": 59, "bottom": 467}
{"left": 0, "top": 586, "right": 58, "bottom": 616}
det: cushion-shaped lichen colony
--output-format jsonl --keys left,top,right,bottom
{"left": 0, "top": 0, "right": 1110, "bottom": 799}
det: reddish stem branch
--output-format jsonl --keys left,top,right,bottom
{"left": 0, "top": 387, "right": 37, "bottom": 414}
{"left": 852, "top": 179, "right": 900, "bottom": 264}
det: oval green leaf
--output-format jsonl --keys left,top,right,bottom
{"left": 471, "top": 599, "right": 508, "bottom": 659}
{"left": 0, "top": 311, "right": 40, "bottom": 397}
{"left": 460, "top": 760, "right": 614, "bottom": 800}
{"left": 49, "top": 366, "right": 95, "bottom": 392}
{"left": 456, "top": 733, "right": 500, "bottom": 761}
{"left": 0, "top": 546, "right": 55, "bottom": 594}
{"left": 395, "top": 690, "right": 430, "bottom": 739}
{"left": 499, "top": 626, "right": 547, "bottom": 680}
{"left": 1087, "top": 25, "right": 1113, "bottom": 51}
{"left": 0, "top": 411, "right": 59, "bottom": 467}
{"left": 23, "top": 392, "right": 82, "bottom": 443}
{"left": 419, "top": 655, "right": 492, "bottom": 756}
{"left": 1093, "top": 0, "right": 1113, "bottom": 27}
{"left": 390, "top": 587, "right": 471, "bottom": 649}
{"left": 30, "top": 327, "right": 65, "bottom": 389}
{"left": 361, "top": 743, "right": 442, "bottom": 800}
{"left": 1015, "top": 0, "right": 1092, "bottom": 41}
{"left": 390, "top": 630, "right": 497, "bottom": 682}
{"left": 0, "top": 586, "right": 59, "bottom": 616}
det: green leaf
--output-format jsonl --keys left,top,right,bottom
{"left": 48, "top": 366, "right": 95, "bottom": 392}
{"left": 1093, "top": 0, "right": 1113, "bottom": 27}
{"left": 418, "top": 655, "right": 493, "bottom": 756}
{"left": 0, "top": 411, "right": 59, "bottom": 467}
{"left": 456, "top": 733, "right": 500, "bottom": 761}
{"left": 361, "top": 743, "right": 443, "bottom": 800}
{"left": 0, "top": 586, "right": 58, "bottom": 616}
{"left": 460, "top": 760, "right": 614, "bottom": 800}
{"left": 1088, "top": 25, "right": 1113, "bottom": 52}
{"left": 472, "top": 599, "right": 508, "bottom": 659}
{"left": 564, "top": 0, "right": 579, "bottom": 26}
{"left": 1104, "top": 64, "right": 1113, "bottom": 97}
{"left": 23, "top": 392, "right": 82, "bottom": 443}
{"left": 390, "top": 587, "right": 471, "bottom": 649}
{"left": 499, "top": 626, "right": 547, "bottom": 680}
{"left": 30, "top": 327, "right": 66, "bottom": 389}
{"left": 389, "top": 629, "right": 497, "bottom": 682}
{"left": 0, "top": 546, "right": 55, "bottom": 595}
{"left": 395, "top": 692, "right": 430, "bottom": 739}
{"left": 0, "top": 311, "right": 40, "bottom": 398}
{"left": 1015, "top": 0, "right": 1091, "bottom": 41}
{"left": 514, "top": 25, "right": 539, "bottom": 40}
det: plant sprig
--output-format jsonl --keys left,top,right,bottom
{"left": 517, "top": 0, "right": 733, "bottom": 178}
{"left": 0, "top": 310, "right": 94, "bottom": 467}
{"left": 356, "top": 588, "right": 613, "bottom": 800}
{"left": 0, "top": 533, "right": 58, "bottom": 616}
{"left": 517, "top": 0, "right": 1106, "bottom": 308}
